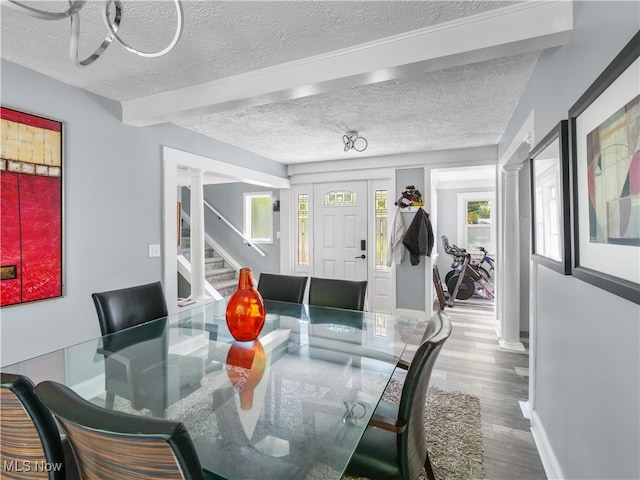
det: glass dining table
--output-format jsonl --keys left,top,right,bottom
{"left": 2, "top": 299, "right": 422, "bottom": 480}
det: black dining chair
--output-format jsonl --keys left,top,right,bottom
{"left": 308, "top": 277, "right": 368, "bottom": 311}
{"left": 91, "top": 282, "right": 175, "bottom": 414}
{"left": 396, "top": 309, "right": 446, "bottom": 371}
{"left": 91, "top": 281, "right": 168, "bottom": 336}
{"left": 34, "top": 380, "right": 222, "bottom": 480}
{"left": 256, "top": 273, "right": 308, "bottom": 303}
{"left": 345, "top": 310, "right": 452, "bottom": 480}
{"left": 0, "top": 373, "right": 78, "bottom": 480}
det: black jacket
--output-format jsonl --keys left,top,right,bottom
{"left": 402, "top": 208, "right": 434, "bottom": 265}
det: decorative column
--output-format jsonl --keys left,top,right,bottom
{"left": 190, "top": 168, "right": 207, "bottom": 299}
{"left": 500, "top": 163, "right": 525, "bottom": 352}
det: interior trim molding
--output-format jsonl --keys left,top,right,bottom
{"left": 530, "top": 409, "right": 565, "bottom": 480}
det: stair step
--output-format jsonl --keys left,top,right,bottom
{"left": 181, "top": 248, "right": 216, "bottom": 260}
{"left": 205, "top": 257, "right": 225, "bottom": 269}
{"left": 210, "top": 278, "right": 238, "bottom": 296}
{"left": 206, "top": 267, "right": 236, "bottom": 283}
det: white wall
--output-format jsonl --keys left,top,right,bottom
{"left": 500, "top": 2, "right": 640, "bottom": 478}
{"left": 0, "top": 61, "right": 287, "bottom": 367}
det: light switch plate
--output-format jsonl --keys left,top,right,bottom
{"left": 148, "top": 244, "right": 161, "bottom": 257}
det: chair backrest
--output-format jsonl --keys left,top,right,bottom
{"left": 92, "top": 281, "right": 168, "bottom": 335}
{"left": 397, "top": 310, "right": 452, "bottom": 480}
{"left": 257, "top": 273, "right": 308, "bottom": 304}
{"left": 35, "top": 380, "right": 206, "bottom": 480}
{"left": 308, "top": 277, "right": 368, "bottom": 311}
{"left": 0, "top": 374, "right": 66, "bottom": 480}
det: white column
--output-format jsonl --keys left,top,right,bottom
{"left": 500, "top": 163, "right": 525, "bottom": 352}
{"left": 495, "top": 169, "right": 505, "bottom": 338}
{"left": 190, "top": 169, "right": 207, "bottom": 299}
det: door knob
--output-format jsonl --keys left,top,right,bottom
{"left": 354, "top": 254, "right": 366, "bottom": 259}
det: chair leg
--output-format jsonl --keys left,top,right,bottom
{"left": 105, "top": 391, "right": 115, "bottom": 409}
{"left": 424, "top": 451, "right": 436, "bottom": 480}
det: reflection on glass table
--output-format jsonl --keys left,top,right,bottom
{"left": 2, "top": 299, "right": 422, "bottom": 480}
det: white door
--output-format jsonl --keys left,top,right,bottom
{"left": 313, "top": 182, "right": 368, "bottom": 282}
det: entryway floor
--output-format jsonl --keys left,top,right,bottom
{"left": 430, "top": 297, "right": 546, "bottom": 480}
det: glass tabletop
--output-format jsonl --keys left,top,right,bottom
{"left": 2, "top": 299, "right": 421, "bottom": 480}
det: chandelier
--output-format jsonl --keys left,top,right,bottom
{"left": 343, "top": 131, "right": 368, "bottom": 152}
{"left": 4, "top": 0, "right": 184, "bottom": 67}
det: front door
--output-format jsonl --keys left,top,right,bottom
{"left": 313, "top": 181, "right": 368, "bottom": 283}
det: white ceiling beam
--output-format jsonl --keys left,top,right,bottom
{"left": 123, "top": 1, "right": 572, "bottom": 127}
{"left": 164, "top": 147, "right": 291, "bottom": 189}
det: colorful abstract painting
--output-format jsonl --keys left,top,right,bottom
{"left": 1, "top": 107, "right": 63, "bottom": 306}
{"left": 586, "top": 94, "right": 640, "bottom": 246}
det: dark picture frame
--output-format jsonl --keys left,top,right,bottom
{"left": 0, "top": 106, "right": 64, "bottom": 307}
{"left": 568, "top": 31, "right": 640, "bottom": 304}
{"left": 530, "top": 120, "right": 571, "bottom": 274}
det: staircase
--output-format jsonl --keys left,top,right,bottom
{"left": 180, "top": 225, "right": 238, "bottom": 297}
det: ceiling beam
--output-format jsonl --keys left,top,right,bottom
{"left": 122, "top": 1, "right": 572, "bottom": 127}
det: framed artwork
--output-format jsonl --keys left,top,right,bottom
{"left": 568, "top": 31, "right": 640, "bottom": 304}
{"left": 0, "top": 107, "right": 63, "bottom": 306}
{"left": 530, "top": 120, "right": 571, "bottom": 274}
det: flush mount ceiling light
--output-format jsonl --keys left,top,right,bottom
{"left": 343, "top": 131, "right": 368, "bottom": 152}
{"left": 4, "top": 0, "right": 184, "bottom": 67}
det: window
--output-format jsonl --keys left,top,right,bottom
{"left": 324, "top": 189, "right": 356, "bottom": 206}
{"left": 244, "top": 192, "right": 273, "bottom": 244}
{"left": 297, "top": 194, "right": 309, "bottom": 266}
{"left": 458, "top": 193, "right": 493, "bottom": 253}
{"left": 374, "top": 189, "right": 389, "bottom": 270}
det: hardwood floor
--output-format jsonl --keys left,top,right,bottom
{"left": 422, "top": 297, "right": 547, "bottom": 480}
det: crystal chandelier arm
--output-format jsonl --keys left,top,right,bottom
{"left": 102, "top": 0, "right": 184, "bottom": 58}
{"left": 69, "top": 1, "right": 122, "bottom": 67}
{"left": 5, "top": 0, "right": 86, "bottom": 20}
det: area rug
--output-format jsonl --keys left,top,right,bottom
{"left": 101, "top": 377, "right": 484, "bottom": 480}
{"left": 341, "top": 380, "right": 484, "bottom": 480}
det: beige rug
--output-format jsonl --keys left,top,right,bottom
{"left": 341, "top": 381, "right": 484, "bottom": 480}
{"left": 102, "top": 377, "right": 484, "bottom": 480}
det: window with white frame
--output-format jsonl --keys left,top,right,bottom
{"left": 297, "top": 193, "right": 309, "bottom": 266}
{"left": 374, "top": 189, "right": 389, "bottom": 270}
{"left": 457, "top": 192, "right": 494, "bottom": 253}
{"left": 244, "top": 192, "right": 273, "bottom": 244}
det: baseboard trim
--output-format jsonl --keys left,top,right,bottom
{"left": 394, "top": 308, "right": 428, "bottom": 320}
{"left": 530, "top": 409, "right": 564, "bottom": 480}
{"left": 519, "top": 400, "right": 532, "bottom": 420}
{"left": 72, "top": 374, "right": 105, "bottom": 400}
{"left": 499, "top": 338, "right": 527, "bottom": 353}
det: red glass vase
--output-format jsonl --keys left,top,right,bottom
{"left": 226, "top": 340, "right": 266, "bottom": 410}
{"left": 225, "top": 268, "right": 266, "bottom": 341}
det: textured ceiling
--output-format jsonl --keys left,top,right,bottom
{"left": 0, "top": 1, "right": 556, "bottom": 166}
{"left": 175, "top": 52, "right": 540, "bottom": 163}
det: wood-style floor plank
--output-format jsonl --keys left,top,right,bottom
{"left": 429, "top": 298, "right": 547, "bottom": 480}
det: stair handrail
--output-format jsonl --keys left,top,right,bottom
{"left": 202, "top": 198, "right": 266, "bottom": 257}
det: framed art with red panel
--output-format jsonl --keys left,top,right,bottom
{"left": 1, "top": 107, "right": 63, "bottom": 306}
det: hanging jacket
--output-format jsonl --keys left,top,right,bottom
{"left": 386, "top": 207, "right": 406, "bottom": 267}
{"left": 402, "top": 208, "right": 434, "bottom": 265}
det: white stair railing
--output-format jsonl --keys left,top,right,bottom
{"left": 203, "top": 198, "right": 266, "bottom": 257}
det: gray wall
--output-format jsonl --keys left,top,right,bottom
{"left": 500, "top": 2, "right": 639, "bottom": 478}
{"left": 182, "top": 183, "right": 281, "bottom": 275}
{"left": 0, "top": 60, "right": 287, "bottom": 366}
{"left": 395, "top": 168, "right": 426, "bottom": 311}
